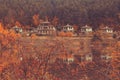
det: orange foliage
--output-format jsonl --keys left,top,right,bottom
{"left": 58, "top": 31, "right": 66, "bottom": 37}
{"left": 32, "top": 14, "right": 40, "bottom": 26}
{"left": 31, "top": 34, "right": 37, "bottom": 39}
{"left": 15, "top": 21, "right": 22, "bottom": 27}
{"left": 111, "top": 41, "right": 120, "bottom": 80}
{"left": 0, "top": 22, "right": 21, "bottom": 73}
{"left": 52, "top": 16, "right": 59, "bottom": 26}
{"left": 65, "top": 32, "right": 73, "bottom": 37}
{"left": 58, "top": 31, "right": 73, "bottom": 37}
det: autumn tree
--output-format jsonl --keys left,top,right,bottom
{"left": 58, "top": 31, "right": 66, "bottom": 37}
{"left": 111, "top": 41, "right": 120, "bottom": 80}
{"left": 0, "top": 22, "right": 21, "bottom": 75}
{"left": 52, "top": 16, "right": 59, "bottom": 26}
{"left": 15, "top": 21, "right": 22, "bottom": 27}
{"left": 32, "top": 14, "right": 40, "bottom": 26}
{"left": 0, "top": 35, "right": 65, "bottom": 80}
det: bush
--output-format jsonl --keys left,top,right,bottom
{"left": 58, "top": 31, "right": 73, "bottom": 37}
{"left": 65, "top": 32, "right": 73, "bottom": 37}
{"left": 58, "top": 31, "right": 66, "bottom": 37}
{"left": 31, "top": 34, "right": 37, "bottom": 39}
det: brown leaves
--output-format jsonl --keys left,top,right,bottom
{"left": 15, "top": 21, "right": 22, "bottom": 27}
{"left": 58, "top": 31, "right": 73, "bottom": 37}
{"left": 52, "top": 16, "right": 59, "bottom": 26}
{"left": 32, "top": 14, "right": 40, "bottom": 26}
{"left": 0, "top": 22, "right": 21, "bottom": 73}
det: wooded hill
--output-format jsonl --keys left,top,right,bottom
{"left": 0, "top": 0, "right": 120, "bottom": 29}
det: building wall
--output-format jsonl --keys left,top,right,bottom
{"left": 36, "top": 25, "right": 56, "bottom": 36}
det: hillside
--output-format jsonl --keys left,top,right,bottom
{"left": 0, "top": 0, "right": 120, "bottom": 29}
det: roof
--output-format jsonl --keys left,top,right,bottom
{"left": 63, "top": 24, "right": 73, "bottom": 27}
{"left": 102, "top": 26, "right": 113, "bottom": 30}
{"left": 40, "top": 21, "right": 50, "bottom": 24}
{"left": 13, "top": 26, "right": 18, "bottom": 28}
{"left": 12, "top": 25, "right": 21, "bottom": 29}
{"left": 81, "top": 25, "right": 92, "bottom": 29}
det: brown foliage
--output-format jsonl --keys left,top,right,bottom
{"left": 32, "top": 14, "right": 40, "bottom": 26}
{"left": 111, "top": 42, "right": 120, "bottom": 80}
{"left": 58, "top": 31, "right": 66, "bottom": 37}
{"left": 52, "top": 16, "right": 59, "bottom": 26}
{"left": 15, "top": 21, "right": 22, "bottom": 27}
{"left": 65, "top": 32, "right": 74, "bottom": 37}
{"left": 0, "top": 23, "right": 21, "bottom": 73}
{"left": 58, "top": 31, "right": 73, "bottom": 37}
{"left": 0, "top": 24, "right": 119, "bottom": 80}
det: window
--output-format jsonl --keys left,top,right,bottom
{"left": 101, "top": 55, "right": 111, "bottom": 61}
{"left": 44, "top": 27, "right": 47, "bottom": 29}
{"left": 85, "top": 54, "right": 92, "bottom": 61}
{"left": 67, "top": 58, "right": 74, "bottom": 63}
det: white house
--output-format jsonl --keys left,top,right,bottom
{"left": 101, "top": 54, "right": 112, "bottom": 62}
{"left": 11, "top": 26, "right": 23, "bottom": 33}
{"left": 36, "top": 21, "right": 56, "bottom": 36}
{"left": 100, "top": 26, "right": 113, "bottom": 33}
{"left": 85, "top": 53, "right": 93, "bottom": 62}
{"left": 62, "top": 24, "right": 74, "bottom": 32}
{"left": 81, "top": 25, "right": 93, "bottom": 33}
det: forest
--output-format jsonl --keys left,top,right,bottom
{"left": 0, "top": 0, "right": 120, "bottom": 29}
{"left": 0, "top": 23, "right": 119, "bottom": 80}
{"left": 0, "top": 0, "right": 120, "bottom": 80}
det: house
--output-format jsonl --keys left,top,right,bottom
{"left": 62, "top": 24, "right": 74, "bottom": 32}
{"left": 11, "top": 26, "right": 23, "bottom": 33}
{"left": 74, "top": 53, "right": 93, "bottom": 63}
{"left": 79, "top": 25, "right": 93, "bottom": 37}
{"left": 36, "top": 21, "right": 56, "bottom": 36}
{"left": 100, "top": 26, "right": 113, "bottom": 34}
{"left": 101, "top": 54, "right": 112, "bottom": 62}
{"left": 85, "top": 53, "right": 93, "bottom": 62}
{"left": 99, "top": 26, "right": 114, "bottom": 38}
{"left": 58, "top": 54, "right": 74, "bottom": 64}
{"left": 81, "top": 25, "right": 93, "bottom": 33}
